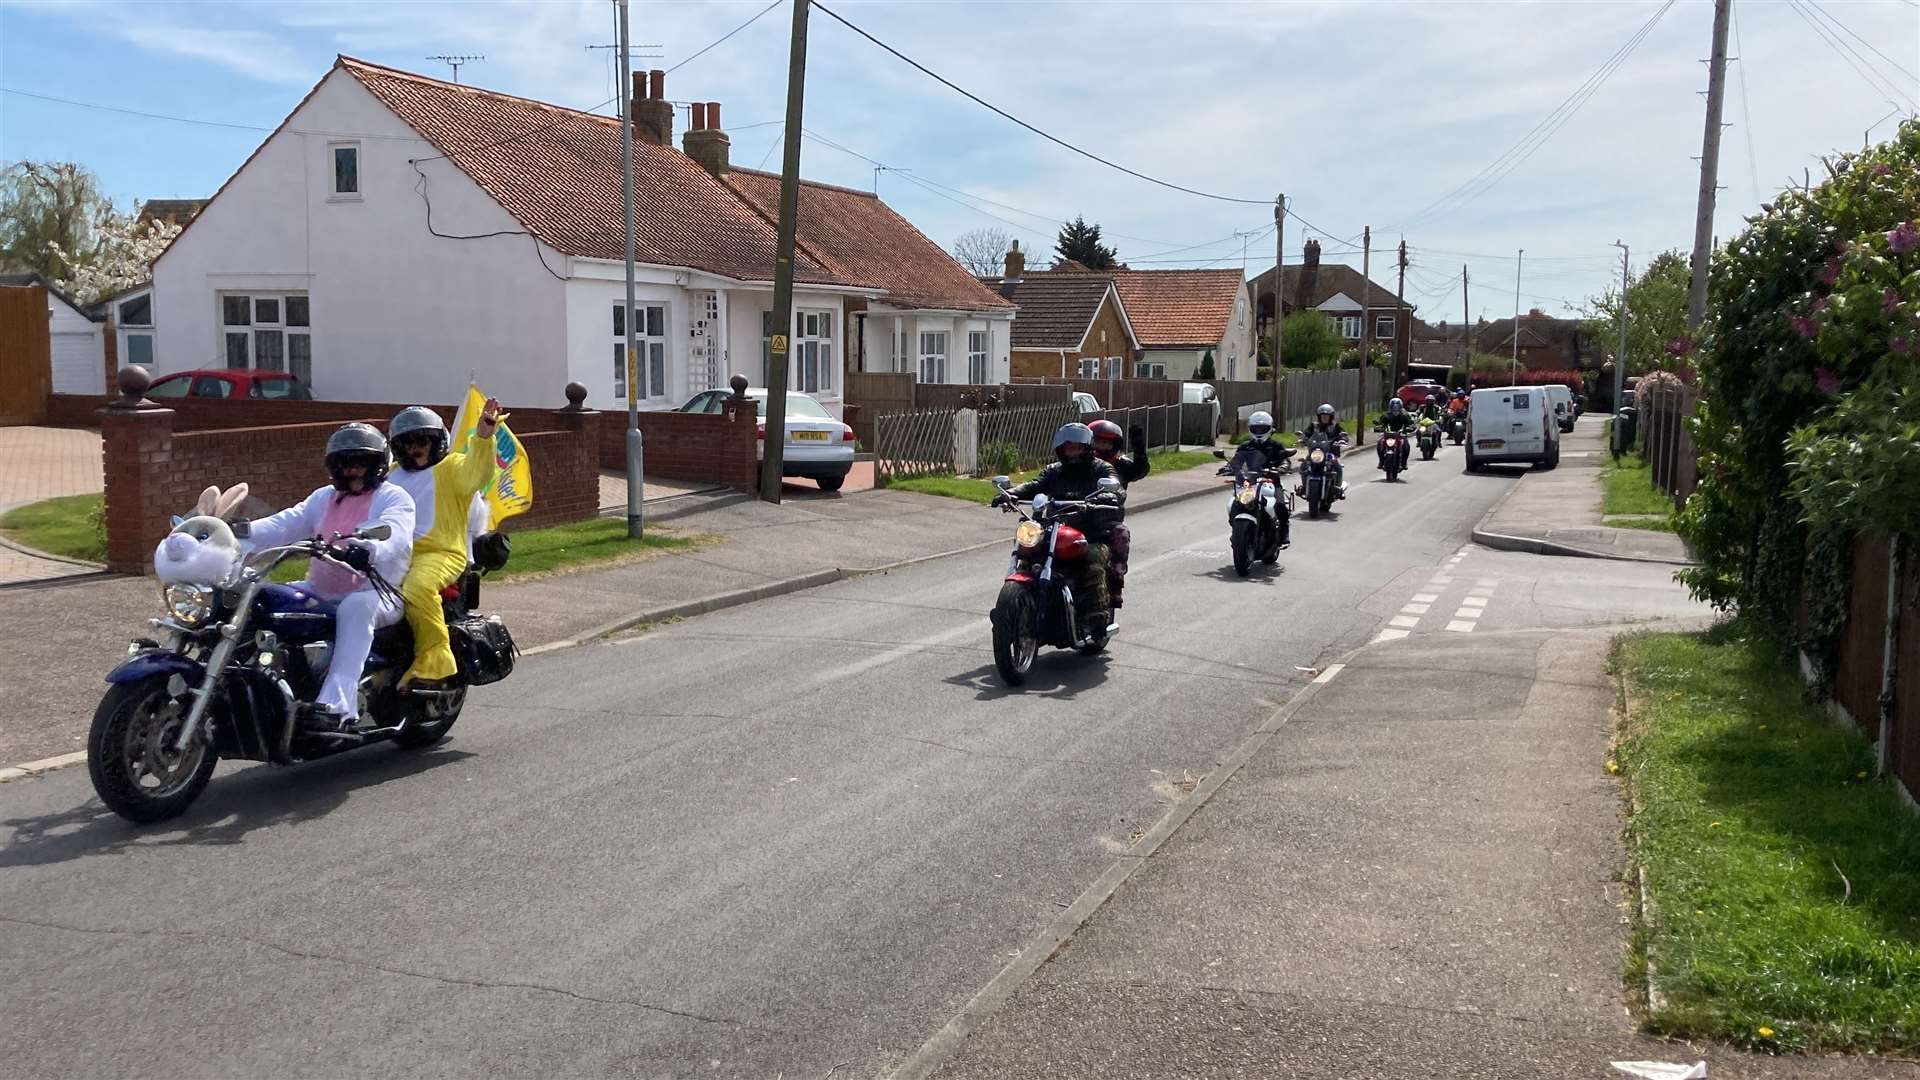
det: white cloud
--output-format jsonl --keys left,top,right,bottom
{"left": 113, "top": 23, "right": 313, "bottom": 85}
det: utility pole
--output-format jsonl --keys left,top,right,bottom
{"left": 1394, "top": 239, "right": 1408, "bottom": 388}
{"left": 617, "top": 2, "right": 644, "bottom": 538}
{"left": 1687, "top": 0, "right": 1732, "bottom": 329}
{"left": 1461, "top": 264, "right": 1470, "bottom": 381}
{"left": 1511, "top": 248, "right": 1524, "bottom": 385}
{"left": 1271, "top": 195, "right": 1284, "bottom": 421}
{"left": 760, "top": 0, "right": 810, "bottom": 502}
{"left": 1358, "top": 225, "right": 1371, "bottom": 445}
{"left": 1611, "top": 240, "right": 1631, "bottom": 449}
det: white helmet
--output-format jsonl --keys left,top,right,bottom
{"left": 1247, "top": 411, "right": 1274, "bottom": 441}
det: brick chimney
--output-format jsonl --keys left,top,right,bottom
{"left": 1296, "top": 238, "right": 1322, "bottom": 310}
{"left": 630, "top": 69, "right": 673, "bottom": 147}
{"left": 682, "top": 101, "right": 731, "bottom": 176}
{"left": 1004, "top": 239, "right": 1025, "bottom": 281}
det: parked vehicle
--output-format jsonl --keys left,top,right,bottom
{"left": 1072, "top": 392, "right": 1102, "bottom": 416}
{"left": 680, "top": 388, "right": 854, "bottom": 491}
{"left": 1219, "top": 463, "right": 1289, "bottom": 577}
{"left": 146, "top": 370, "right": 314, "bottom": 400}
{"left": 1465, "top": 385, "right": 1560, "bottom": 472}
{"left": 1417, "top": 416, "right": 1443, "bottom": 460}
{"left": 91, "top": 524, "right": 515, "bottom": 823}
{"left": 1543, "top": 384, "right": 1577, "bottom": 433}
{"left": 1295, "top": 431, "right": 1343, "bottom": 517}
{"left": 986, "top": 477, "right": 1123, "bottom": 685}
{"left": 1395, "top": 379, "right": 1442, "bottom": 407}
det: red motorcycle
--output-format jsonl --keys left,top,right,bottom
{"left": 987, "top": 477, "right": 1122, "bottom": 686}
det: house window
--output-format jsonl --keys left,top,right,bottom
{"left": 793, "top": 309, "right": 834, "bottom": 395}
{"left": 1336, "top": 315, "right": 1361, "bottom": 339}
{"left": 918, "top": 331, "right": 948, "bottom": 383}
{"left": 117, "top": 292, "right": 154, "bottom": 368}
{"left": 329, "top": 142, "right": 360, "bottom": 197}
{"left": 1077, "top": 357, "right": 1102, "bottom": 379}
{"left": 218, "top": 292, "right": 311, "bottom": 383}
{"left": 967, "top": 330, "right": 990, "bottom": 384}
{"left": 615, "top": 303, "right": 667, "bottom": 401}
{"left": 1375, "top": 315, "right": 1396, "bottom": 340}
{"left": 1134, "top": 361, "right": 1167, "bottom": 380}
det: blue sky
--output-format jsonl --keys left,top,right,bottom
{"left": 3, "top": 0, "right": 1916, "bottom": 320}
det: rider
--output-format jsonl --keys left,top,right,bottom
{"left": 1416, "top": 393, "right": 1447, "bottom": 435}
{"left": 1088, "top": 419, "right": 1148, "bottom": 610}
{"left": 1447, "top": 388, "right": 1470, "bottom": 418}
{"left": 993, "top": 423, "right": 1124, "bottom": 633}
{"left": 239, "top": 424, "right": 416, "bottom": 731}
{"left": 1299, "top": 403, "right": 1350, "bottom": 496}
{"left": 387, "top": 399, "right": 506, "bottom": 690}
{"left": 1223, "top": 410, "right": 1293, "bottom": 548}
{"left": 1375, "top": 397, "right": 1417, "bottom": 467}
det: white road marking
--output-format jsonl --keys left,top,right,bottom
{"left": 1461, "top": 596, "right": 1488, "bottom": 609}
{"left": 1372, "top": 628, "right": 1411, "bottom": 643}
{"left": 1478, "top": 578, "right": 1498, "bottom": 587}
{"left": 1445, "top": 620, "right": 1478, "bottom": 633}
{"left": 1453, "top": 607, "right": 1483, "bottom": 620}
{"left": 1312, "top": 663, "right": 1346, "bottom": 684}
{"left": 1400, "top": 603, "right": 1430, "bottom": 615}
{"left": 0, "top": 750, "right": 87, "bottom": 782}
{"left": 1469, "top": 586, "right": 1494, "bottom": 598}
{"left": 1412, "top": 593, "right": 1438, "bottom": 603}
{"left": 1431, "top": 576, "right": 1453, "bottom": 585}
{"left": 1389, "top": 615, "right": 1420, "bottom": 628}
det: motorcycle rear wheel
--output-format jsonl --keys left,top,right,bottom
{"left": 1230, "top": 518, "right": 1253, "bottom": 577}
{"left": 991, "top": 583, "right": 1039, "bottom": 686}
{"left": 394, "top": 686, "right": 466, "bottom": 749}
{"left": 88, "top": 677, "right": 217, "bottom": 824}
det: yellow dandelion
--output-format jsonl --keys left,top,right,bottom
{"left": 1758, "top": 1026, "right": 1775, "bottom": 1038}
{"left": 1606, "top": 760, "right": 1621, "bottom": 775}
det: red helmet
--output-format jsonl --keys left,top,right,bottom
{"left": 1088, "top": 419, "right": 1124, "bottom": 459}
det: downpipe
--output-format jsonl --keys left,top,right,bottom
{"left": 1878, "top": 535, "right": 1902, "bottom": 774}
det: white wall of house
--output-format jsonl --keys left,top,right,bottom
{"left": 563, "top": 268, "right": 688, "bottom": 412}
{"left": 48, "top": 295, "right": 104, "bottom": 394}
{"left": 859, "top": 306, "right": 1011, "bottom": 384}
{"left": 1222, "top": 284, "right": 1254, "bottom": 380}
{"left": 152, "top": 67, "right": 570, "bottom": 406}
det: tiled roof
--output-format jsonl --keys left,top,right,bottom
{"left": 1250, "top": 263, "right": 1414, "bottom": 312}
{"left": 1102, "top": 269, "right": 1242, "bottom": 349}
{"left": 723, "top": 169, "right": 1010, "bottom": 312}
{"left": 336, "top": 57, "right": 1000, "bottom": 311}
{"left": 979, "top": 276, "right": 1114, "bottom": 349}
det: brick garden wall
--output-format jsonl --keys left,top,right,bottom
{"left": 596, "top": 407, "right": 759, "bottom": 492}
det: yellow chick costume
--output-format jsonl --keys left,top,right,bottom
{"left": 390, "top": 422, "right": 496, "bottom": 684}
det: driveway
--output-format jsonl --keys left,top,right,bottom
{"left": 0, "top": 426, "right": 104, "bottom": 586}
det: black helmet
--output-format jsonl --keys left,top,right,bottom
{"left": 325, "top": 423, "right": 390, "bottom": 492}
{"left": 389, "top": 406, "right": 450, "bottom": 470}
{"left": 1053, "top": 422, "right": 1094, "bottom": 462}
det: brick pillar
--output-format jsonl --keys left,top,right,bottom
{"left": 98, "top": 370, "right": 176, "bottom": 574}
{"left": 554, "top": 382, "right": 601, "bottom": 524}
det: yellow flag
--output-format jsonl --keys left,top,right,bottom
{"left": 451, "top": 383, "right": 533, "bottom": 530}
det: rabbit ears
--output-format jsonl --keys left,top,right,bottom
{"left": 175, "top": 484, "right": 250, "bottom": 527}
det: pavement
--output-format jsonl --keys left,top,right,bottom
{"left": 1472, "top": 417, "right": 1694, "bottom": 565}
{"left": 0, "top": 426, "right": 106, "bottom": 586}
{"left": 3, "top": 431, "right": 1907, "bottom": 1078}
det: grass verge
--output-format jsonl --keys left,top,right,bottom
{"left": 1604, "top": 515, "right": 1680, "bottom": 534}
{"left": 272, "top": 517, "right": 713, "bottom": 584}
{"left": 1602, "top": 453, "right": 1674, "bottom": 517}
{"left": 887, "top": 447, "right": 1218, "bottom": 505}
{"left": 1614, "top": 626, "right": 1920, "bottom": 1054}
{"left": 0, "top": 493, "right": 105, "bottom": 563}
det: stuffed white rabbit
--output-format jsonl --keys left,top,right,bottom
{"left": 154, "top": 484, "right": 250, "bottom": 586}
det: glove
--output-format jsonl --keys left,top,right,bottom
{"left": 991, "top": 492, "right": 1014, "bottom": 508}
{"left": 334, "top": 542, "right": 374, "bottom": 574}
{"left": 1128, "top": 425, "right": 1147, "bottom": 454}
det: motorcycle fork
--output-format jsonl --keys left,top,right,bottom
{"left": 173, "top": 582, "right": 263, "bottom": 753}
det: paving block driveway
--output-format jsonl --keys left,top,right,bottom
{"left": 0, "top": 426, "right": 105, "bottom": 585}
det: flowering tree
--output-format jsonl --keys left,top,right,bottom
{"left": 49, "top": 207, "right": 180, "bottom": 307}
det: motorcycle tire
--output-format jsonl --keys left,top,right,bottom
{"left": 1422, "top": 445, "right": 1435, "bottom": 461}
{"left": 1230, "top": 517, "right": 1254, "bottom": 577}
{"left": 1259, "top": 528, "right": 1281, "bottom": 565}
{"left": 394, "top": 686, "right": 466, "bottom": 749}
{"left": 88, "top": 677, "right": 218, "bottom": 824}
{"left": 990, "top": 582, "right": 1038, "bottom": 686}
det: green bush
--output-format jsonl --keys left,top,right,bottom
{"left": 980, "top": 440, "right": 1020, "bottom": 476}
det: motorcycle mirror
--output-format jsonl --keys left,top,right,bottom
{"left": 231, "top": 520, "right": 251, "bottom": 539}
{"left": 355, "top": 523, "right": 392, "bottom": 542}
{"left": 991, "top": 475, "right": 1011, "bottom": 488}
{"left": 1031, "top": 493, "right": 1051, "bottom": 511}
{"left": 1097, "top": 476, "right": 1122, "bottom": 491}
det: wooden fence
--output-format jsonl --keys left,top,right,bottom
{"left": 976, "top": 402, "right": 1081, "bottom": 475}
{"left": 0, "top": 284, "right": 52, "bottom": 426}
{"left": 1009, "top": 376, "right": 1179, "bottom": 409}
{"left": 844, "top": 372, "right": 1069, "bottom": 448}
{"left": 874, "top": 409, "right": 957, "bottom": 486}
{"left": 1813, "top": 533, "right": 1920, "bottom": 806}
{"left": 1641, "top": 381, "right": 1701, "bottom": 509}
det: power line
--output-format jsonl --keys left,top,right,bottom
{"left": 666, "top": 0, "right": 786, "bottom": 74}
{"left": 1731, "top": 0, "right": 1762, "bottom": 205}
{"left": 811, "top": 0, "right": 1270, "bottom": 206}
{"left": 1787, "top": 0, "right": 1916, "bottom": 109}
{"left": 1, "top": 86, "right": 431, "bottom": 140}
{"left": 1803, "top": 0, "right": 1918, "bottom": 84}
{"left": 1407, "top": 244, "right": 1612, "bottom": 263}
{"left": 1390, "top": 0, "right": 1676, "bottom": 231}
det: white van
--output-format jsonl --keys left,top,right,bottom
{"left": 1542, "top": 384, "right": 1576, "bottom": 433}
{"left": 1466, "top": 386, "right": 1560, "bottom": 471}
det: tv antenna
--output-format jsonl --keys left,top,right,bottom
{"left": 426, "top": 54, "right": 485, "bottom": 83}
{"left": 588, "top": 44, "right": 664, "bottom": 109}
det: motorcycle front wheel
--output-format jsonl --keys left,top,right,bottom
{"left": 1230, "top": 517, "right": 1254, "bottom": 576}
{"left": 991, "top": 582, "right": 1039, "bottom": 686}
{"left": 88, "top": 677, "right": 217, "bottom": 824}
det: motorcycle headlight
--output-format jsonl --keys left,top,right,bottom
{"left": 163, "top": 584, "right": 213, "bottom": 627}
{"left": 1015, "top": 520, "right": 1044, "bottom": 549}
{"left": 1236, "top": 486, "right": 1257, "bottom": 505}
{"left": 1309, "top": 448, "right": 1326, "bottom": 464}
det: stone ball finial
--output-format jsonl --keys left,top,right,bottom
{"left": 564, "top": 381, "right": 589, "bottom": 410}
{"left": 117, "top": 364, "right": 152, "bottom": 400}
{"left": 729, "top": 373, "right": 750, "bottom": 396}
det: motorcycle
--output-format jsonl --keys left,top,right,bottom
{"left": 1294, "top": 432, "right": 1344, "bottom": 519}
{"left": 1449, "top": 413, "right": 1468, "bottom": 445}
{"left": 987, "top": 476, "right": 1123, "bottom": 686}
{"left": 1417, "top": 417, "right": 1443, "bottom": 461}
{"left": 1220, "top": 463, "right": 1290, "bottom": 577}
{"left": 89, "top": 525, "right": 517, "bottom": 823}
{"left": 1376, "top": 428, "right": 1410, "bottom": 481}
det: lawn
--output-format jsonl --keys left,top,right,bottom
{"left": 1602, "top": 453, "right": 1675, "bottom": 517}
{"left": 888, "top": 447, "right": 1219, "bottom": 505}
{"left": 1614, "top": 627, "right": 1920, "bottom": 1053}
{"left": 0, "top": 493, "right": 105, "bottom": 563}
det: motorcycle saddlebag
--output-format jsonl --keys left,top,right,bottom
{"left": 451, "top": 613, "right": 517, "bottom": 686}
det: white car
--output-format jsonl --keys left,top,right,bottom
{"left": 1073, "top": 392, "right": 1102, "bottom": 416}
{"left": 1465, "top": 385, "right": 1560, "bottom": 471}
{"left": 679, "top": 388, "right": 854, "bottom": 491}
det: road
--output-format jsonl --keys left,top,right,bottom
{"left": 0, "top": 428, "right": 1702, "bottom": 1078}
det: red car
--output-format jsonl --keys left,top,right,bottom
{"left": 1395, "top": 380, "right": 1448, "bottom": 408}
{"left": 146, "top": 370, "right": 314, "bottom": 400}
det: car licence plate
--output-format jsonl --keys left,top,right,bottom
{"left": 1476, "top": 439, "right": 1505, "bottom": 450}
{"left": 792, "top": 430, "right": 829, "bottom": 442}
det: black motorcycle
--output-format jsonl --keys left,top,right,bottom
{"left": 1294, "top": 432, "right": 1344, "bottom": 518}
{"left": 987, "top": 477, "right": 1122, "bottom": 686}
{"left": 1220, "top": 464, "right": 1289, "bottom": 576}
{"left": 90, "top": 526, "right": 517, "bottom": 823}
{"left": 1449, "top": 413, "right": 1468, "bottom": 445}
{"left": 1376, "top": 428, "right": 1410, "bottom": 482}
